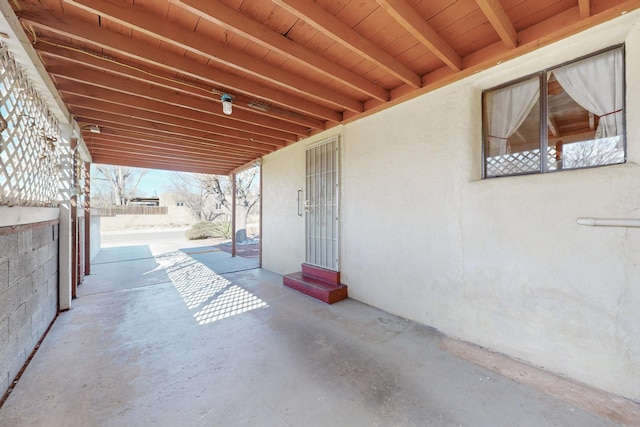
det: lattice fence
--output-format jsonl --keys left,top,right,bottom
{"left": 486, "top": 147, "right": 559, "bottom": 177}
{"left": 0, "top": 42, "right": 61, "bottom": 207}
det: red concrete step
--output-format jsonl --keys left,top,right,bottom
{"left": 283, "top": 272, "right": 347, "bottom": 304}
{"left": 301, "top": 263, "right": 340, "bottom": 285}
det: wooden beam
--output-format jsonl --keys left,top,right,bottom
{"left": 376, "top": 0, "right": 462, "bottom": 71}
{"left": 475, "top": 0, "right": 518, "bottom": 48}
{"left": 547, "top": 116, "right": 559, "bottom": 137}
{"left": 273, "top": 0, "right": 422, "bottom": 88}
{"left": 64, "top": 0, "right": 364, "bottom": 113}
{"left": 579, "top": 0, "right": 591, "bottom": 19}
{"left": 72, "top": 108, "right": 276, "bottom": 155}
{"left": 85, "top": 134, "right": 257, "bottom": 162}
{"left": 19, "top": 11, "right": 342, "bottom": 122}
{"left": 49, "top": 68, "right": 304, "bottom": 140}
{"left": 68, "top": 98, "right": 286, "bottom": 149}
{"left": 172, "top": 0, "right": 389, "bottom": 102}
{"left": 57, "top": 82, "right": 294, "bottom": 146}
{"left": 88, "top": 153, "right": 233, "bottom": 175}
{"left": 37, "top": 42, "right": 326, "bottom": 131}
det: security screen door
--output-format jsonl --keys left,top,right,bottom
{"left": 305, "top": 137, "right": 339, "bottom": 271}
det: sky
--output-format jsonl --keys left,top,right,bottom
{"left": 91, "top": 164, "right": 176, "bottom": 198}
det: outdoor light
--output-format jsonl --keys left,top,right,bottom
{"left": 221, "top": 94, "right": 233, "bottom": 115}
{"left": 89, "top": 125, "right": 100, "bottom": 133}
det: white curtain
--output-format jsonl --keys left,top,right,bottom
{"left": 486, "top": 77, "right": 540, "bottom": 156}
{"left": 552, "top": 48, "right": 623, "bottom": 138}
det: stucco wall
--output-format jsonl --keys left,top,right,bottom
{"left": 262, "top": 12, "right": 640, "bottom": 401}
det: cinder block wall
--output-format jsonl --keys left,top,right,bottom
{"left": 0, "top": 221, "right": 59, "bottom": 395}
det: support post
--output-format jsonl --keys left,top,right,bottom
{"left": 231, "top": 173, "right": 237, "bottom": 258}
{"left": 84, "top": 163, "right": 91, "bottom": 276}
{"left": 58, "top": 133, "right": 73, "bottom": 311}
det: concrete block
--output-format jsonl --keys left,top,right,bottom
{"left": 32, "top": 226, "right": 51, "bottom": 250}
{"left": 17, "top": 274, "right": 34, "bottom": 303}
{"left": 0, "top": 260, "right": 8, "bottom": 290}
{"left": 8, "top": 302, "right": 26, "bottom": 336}
{"left": 8, "top": 256, "right": 26, "bottom": 288}
{"left": 0, "top": 285, "right": 19, "bottom": 324}
{"left": 26, "top": 292, "right": 39, "bottom": 321}
{"left": 0, "top": 233, "right": 17, "bottom": 263}
{"left": 32, "top": 266, "right": 45, "bottom": 294}
{"left": 0, "top": 318, "right": 8, "bottom": 348}
{"left": 31, "top": 307, "right": 43, "bottom": 339}
{"left": 17, "top": 322, "right": 34, "bottom": 359}
{"left": 44, "top": 256, "right": 58, "bottom": 281}
{"left": 16, "top": 229, "right": 32, "bottom": 255}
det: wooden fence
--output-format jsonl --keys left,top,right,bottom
{"left": 93, "top": 206, "right": 169, "bottom": 217}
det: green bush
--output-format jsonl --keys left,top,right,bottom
{"left": 186, "top": 220, "right": 232, "bottom": 240}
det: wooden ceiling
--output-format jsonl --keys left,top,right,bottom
{"left": 9, "top": 0, "right": 640, "bottom": 175}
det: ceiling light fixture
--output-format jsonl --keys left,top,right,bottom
{"left": 221, "top": 94, "right": 233, "bottom": 115}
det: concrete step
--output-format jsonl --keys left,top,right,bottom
{"left": 301, "top": 263, "right": 340, "bottom": 285}
{"left": 283, "top": 271, "right": 347, "bottom": 304}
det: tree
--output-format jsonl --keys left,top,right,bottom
{"left": 92, "top": 165, "right": 147, "bottom": 206}
{"left": 171, "top": 167, "right": 260, "bottom": 240}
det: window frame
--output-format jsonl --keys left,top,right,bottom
{"left": 481, "top": 44, "right": 626, "bottom": 179}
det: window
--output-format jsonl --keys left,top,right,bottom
{"left": 482, "top": 46, "right": 625, "bottom": 178}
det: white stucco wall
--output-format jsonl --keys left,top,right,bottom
{"left": 262, "top": 11, "right": 640, "bottom": 401}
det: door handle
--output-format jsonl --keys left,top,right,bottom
{"left": 297, "top": 189, "right": 303, "bottom": 216}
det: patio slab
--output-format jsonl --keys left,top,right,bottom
{"left": 0, "top": 244, "right": 629, "bottom": 426}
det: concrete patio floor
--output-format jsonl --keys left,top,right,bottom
{"left": 0, "top": 233, "right": 635, "bottom": 426}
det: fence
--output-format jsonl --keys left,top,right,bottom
{"left": 93, "top": 206, "right": 169, "bottom": 217}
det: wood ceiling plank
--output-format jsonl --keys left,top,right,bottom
{"left": 18, "top": 9, "right": 342, "bottom": 122}
{"left": 64, "top": 0, "right": 364, "bottom": 113}
{"left": 37, "top": 43, "right": 325, "bottom": 131}
{"left": 88, "top": 150, "right": 236, "bottom": 175}
{"left": 87, "top": 143, "right": 248, "bottom": 166}
{"left": 273, "top": 0, "right": 423, "bottom": 88}
{"left": 65, "top": 96, "right": 287, "bottom": 149}
{"left": 376, "top": 0, "right": 462, "bottom": 71}
{"left": 474, "top": 0, "right": 518, "bottom": 48}
{"left": 72, "top": 108, "right": 275, "bottom": 155}
{"left": 48, "top": 67, "right": 304, "bottom": 140}
{"left": 88, "top": 145, "right": 244, "bottom": 167}
{"left": 86, "top": 134, "right": 256, "bottom": 161}
{"left": 85, "top": 127, "right": 256, "bottom": 153}
{"left": 80, "top": 125, "right": 267, "bottom": 158}
{"left": 173, "top": 0, "right": 389, "bottom": 102}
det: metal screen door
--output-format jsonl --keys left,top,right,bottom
{"left": 305, "top": 137, "right": 339, "bottom": 270}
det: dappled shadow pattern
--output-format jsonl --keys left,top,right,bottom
{"left": 155, "top": 251, "right": 267, "bottom": 325}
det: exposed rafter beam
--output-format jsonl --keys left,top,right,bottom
{"left": 272, "top": 0, "right": 422, "bottom": 88}
{"left": 475, "top": 0, "right": 517, "bottom": 48}
{"left": 66, "top": 97, "right": 286, "bottom": 149}
{"left": 18, "top": 11, "right": 341, "bottom": 123}
{"left": 64, "top": 0, "right": 363, "bottom": 113}
{"left": 37, "top": 41, "right": 325, "bottom": 131}
{"left": 85, "top": 133, "right": 256, "bottom": 162}
{"left": 171, "top": 0, "right": 389, "bottom": 102}
{"left": 73, "top": 108, "right": 275, "bottom": 155}
{"left": 376, "top": 0, "right": 461, "bottom": 71}
{"left": 579, "top": 0, "right": 591, "bottom": 19}
{"left": 47, "top": 66, "right": 305, "bottom": 140}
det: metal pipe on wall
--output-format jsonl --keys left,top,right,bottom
{"left": 577, "top": 217, "right": 640, "bottom": 227}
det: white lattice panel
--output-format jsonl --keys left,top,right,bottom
{"left": 0, "top": 42, "right": 60, "bottom": 207}
{"left": 487, "top": 147, "right": 558, "bottom": 177}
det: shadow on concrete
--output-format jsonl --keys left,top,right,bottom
{"left": 79, "top": 243, "right": 259, "bottom": 298}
